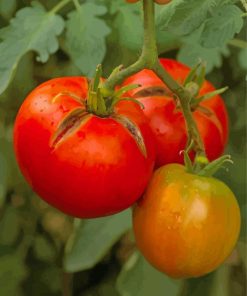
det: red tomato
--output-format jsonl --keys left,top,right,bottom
{"left": 14, "top": 77, "right": 155, "bottom": 218}
{"left": 122, "top": 59, "right": 228, "bottom": 167}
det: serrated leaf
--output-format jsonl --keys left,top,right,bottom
{"left": 117, "top": 252, "right": 181, "bottom": 296}
{"left": 178, "top": 42, "right": 230, "bottom": 73}
{"left": 0, "top": 1, "right": 65, "bottom": 95}
{"left": 156, "top": 0, "right": 223, "bottom": 36}
{"left": 200, "top": 5, "right": 244, "bottom": 48}
{"left": 64, "top": 210, "right": 131, "bottom": 272}
{"left": 65, "top": 3, "right": 110, "bottom": 77}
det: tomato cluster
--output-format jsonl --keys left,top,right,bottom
{"left": 14, "top": 59, "right": 240, "bottom": 279}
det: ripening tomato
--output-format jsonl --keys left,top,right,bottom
{"left": 14, "top": 77, "right": 155, "bottom": 218}
{"left": 133, "top": 164, "right": 241, "bottom": 278}
{"left": 122, "top": 59, "right": 228, "bottom": 167}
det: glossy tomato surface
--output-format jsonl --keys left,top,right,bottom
{"left": 14, "top": 77, "right": 155, "bottom": 218}
{"left": 122, "top": 59, "right": 229, "bottom": 167}
{"left": 133, "top": 164, "right": 241, "bottom": 278}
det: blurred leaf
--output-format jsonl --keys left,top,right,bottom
{"left": 0, "top": 253, "right": 28, "bottom": 295}
{"left": 64, "top": 3, "right": 110, "bottom": 77}
{"left": 200, "top": 5, "right": 243, "bottom": 48}
{"left": 117, "top": 252, "right": 181, "bottom": 296}
{"left": 156, "top": 0, "right": 224, "bottom": 36}
{"left": 0, "top": 0, "right": 16, "bottom": 19}
{"left": 0, "top": 206, "right": 20, "bottom": 245}
{"left": 64, "top": 209, "right": 131, "bottom": 272}
{"left": 33, "top": 235, "right": 55, "bottom": 262}
{"left": 180, "top": 265, "right": 230, "bottom": 296}
{"left": 238, "top": 47, "right": 247, "bottom": 70}
{"left": 237, "top": 241, "right": 247, "bottom": 269}
{"left": 0, "top": 149, "right": 8, "bottom": 206}
{"left": 40, "top": 266, "right": 61, "bottom": 293}
{"left": 111, "top": 0, "right": 143, "bottom": 51}
{"left": 0, "top": 1, "right": 64, "bottom": 95}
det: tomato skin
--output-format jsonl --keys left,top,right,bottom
{"left": 133, "top": 164, "right": 241, "bottom": 278}
{"left": 122, "top": 59, "right": 228, "bottom": 167}
{"left": 14, "top": 77, "right": 155, "bottom": 218}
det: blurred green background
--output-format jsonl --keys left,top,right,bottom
{"left": 0, "top": 0, "right": 246, "bottom": 295}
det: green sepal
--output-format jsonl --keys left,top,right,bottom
{"left": 197, "top": 155, "right": 233, "bottom": 177}
{"left": 184, "top": 61, "right": 202, "bottom": 86}
{"left": 114, "top": 84, "right": 141, "bottom": 98}
{"left": 184, "top": 150, "right": 194, "bottom": 173}
{"left": 193, "top": 86, "right": 229, "bottom": 107}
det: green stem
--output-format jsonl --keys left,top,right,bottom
{"left": 101, "top": 0, "right": 206, "bottom": 161}
{"left": 228, "top": 38, "right": 247, "bottom": 49}
{"left": 101, "top": 0, "right": 158, "bottom": 96}
{"left": 49, "top": 0, "right": 72, "bottom": 14}
{"left": 154, "top": 62, "right": 206, "bottom": 157}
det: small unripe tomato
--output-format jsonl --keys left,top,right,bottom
{"left": 133, "top": 164, "right": 241, "bottom": 278}
{"left": 126, "top": 0, "right": 139, "bottom": 3}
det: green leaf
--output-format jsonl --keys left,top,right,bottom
{"left": 0, "top": 1, "right": 64, "bottom": 95}
{"left": 0, "top": 253, "right": 28, "bottom": 295}
{"left": 117, "top": 252, "right": 181, "bottom": 296}
{"left": 180, "top": 266, "right": 230, "bottom": 296}
{"left": 156, "top": 0, "right": 223, "bottom": 36}
{"left": 238, "top": 47, "right": 247, "bottom": 70}
{"left": 200, "top": 5, "right": 244, "bottom": 48}
{"left": 64, "top": 3, "right": 110, "bottom": 77}
{"left": 178, "top": 42, "right": 230, "bottom": 73}
{"left": 0, "top": 0, "right": 16, "bottom": 19}
{"left": 0, "top": 206, "right": 20, "bottom": 245}
{"left": 64, "top": 209, "right": 131, "bottom": 272}
{"left": 111, "top": 1, "right": 143, "bottom": 51}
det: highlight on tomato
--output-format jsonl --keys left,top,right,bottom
{"left": 14, "top": 74, "right": 155, "bottom": 218}
{"left": 122, "top": 59, "right": 229, "bottom": 168}
{"left": 133, "top": 164, "right": 241, "bottom": 278}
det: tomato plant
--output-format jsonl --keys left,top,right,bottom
{"left": 14, "top": 77, "right": 155, "bottom": 218}
{"left": 133, "top": 164, "right": 241, "bottom": 278}
{"left": 122, "top": 59, "right": 229, "bottom": 167}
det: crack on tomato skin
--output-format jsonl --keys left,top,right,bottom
{"left": 50, "top": 107, "right": 91, "bottom": 150}
{"left": 134, "top": 86, "right": 173, "bottom": 98}
{"left": 112, "top": 114, "right": 147, "bottom": 158}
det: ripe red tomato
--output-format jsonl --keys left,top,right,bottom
{"left": 133, "top": 164, "right": 241, "bottom": 278}
{"left": 122, "top": 59, "right": 228, "bottom": 167}
{"left": 14, "top": 77, "right": 155, "bottom": 218}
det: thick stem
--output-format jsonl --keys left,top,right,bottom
{"left": 101, "top": 0, "right": 158, "bottom": 95}
{"left": 154, "top": 62, "right": 206, "bottom": 157}
{"left": 49, "top": 0, "right": 72, "bottom": 14}
{"left": 102, "top": 0, "right": 206, "bottom": 161}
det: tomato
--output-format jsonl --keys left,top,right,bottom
{"left": 126, "top": 0, "right": 139, "bottom": 3}
{"left": 133, "top": 164, "right": 241, "bottom": 278}
{"left": 14, "top": 77, "right": 155, "bottom": 218}
{"left": 122, "top": 59, "right": 228, "bottom": 167}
